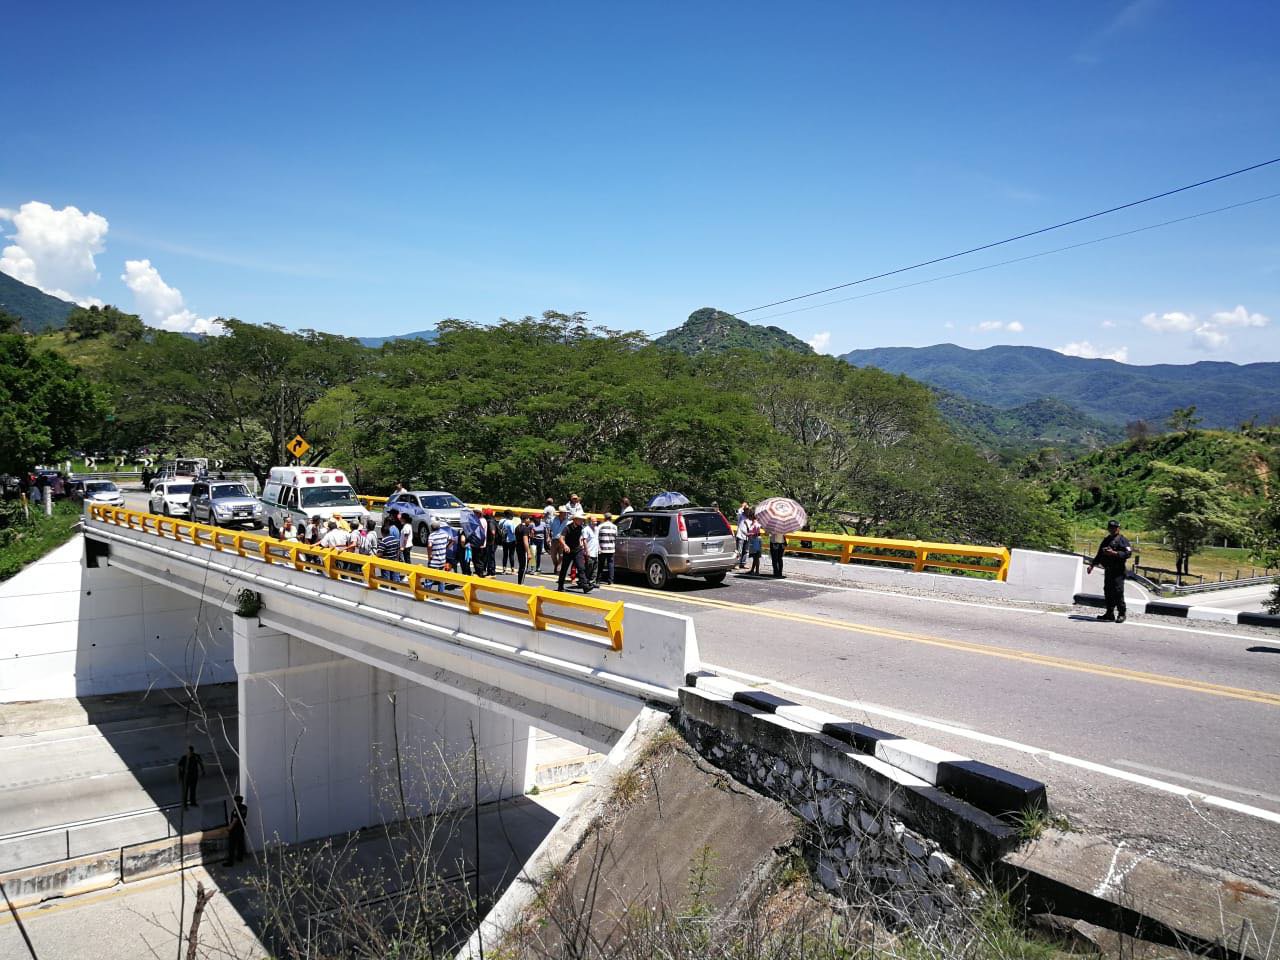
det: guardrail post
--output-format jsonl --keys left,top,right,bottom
{"left": 914, "top": 546, "right": 927, "bottom": 573}
{"left": 362, "top": 559, "right": 375, "bottom": 589}
{"left": 605, "top": 603, "right": 624, "bottom": 651}
{"left": 462, "top": 581, "right": 480, "bottom": 615}
{"left": 258, "top": 539, "right": 271, "bottom": 564}
{"left": 323, "top": 550, "right": 336, "bottom": 580}
{"left": 528, "top": 593, "right": 544, "bottom": 631}
{"left": 411, "top": 570, "right": 427, "bottom": 601}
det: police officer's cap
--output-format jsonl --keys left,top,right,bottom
{"left": 1106, "top": 518, "right": 1120, "bottom": 529}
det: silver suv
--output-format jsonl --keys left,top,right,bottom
{"left": 614, "top": 508, "right": 736, "bottom": 588}
{"left": 382, "top": 490, "right": 467, "bottom": 545}
{"left": 189, "top": 480, "right": 264, "bottom": 529}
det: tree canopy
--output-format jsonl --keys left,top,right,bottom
{"left": 0, "top": 333, "right": 103, "bottom": 474}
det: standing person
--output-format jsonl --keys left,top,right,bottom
{"left": 514, "top": 514, "right": 531, "bottom": 584}
{"left": 548, "top": 507, "right": 568, "bottom": 573}
{"left": 542, "top": 497, "right": 557, "bottom": 528}
{"left": 483, "top": 509, "right": 500, "bottom": 577}
{"left": 619, "top": 496, "right": 633, "bottom": 515}
{"left": 465, "top": 508, "right": 486, "bottom": 577}
{"left": 427, "top": 521, "right": 452, "bottom": 593}
{"left": 748, "top": 515, "right": 764, "bottom": 575}
{"left": 319, "top": 519, "right": 350, "bottom": 550}
{"left": 1088, "top": 519, "right": 1133, "bottom": 623}
{"left": 223, "top": 794, "right": 249, "bottom": 866}
{"left": 331, "top": 511, "right": 351, "bottom": 533}
{"left": 582, "top": 517, "right": 600, "bottom": 589}
{"left": 280, "top": 518, "right": 300, "bottom": 542}
{"left": 563, "top": 493, "right": 585, "bottom": 518}
{"left": 769, "top": 527, "right": 787, "bottom": 579}
{"left": 400, "top": 512, "right": 414, "bottom": 565}
{"left": 530, "top": 514, "right": 546, "bottom": 573}
{"left": 557, "top": 515, "right": 593, "bottom": 593}
{"left": 500, "top": 510, "right": 518, "bottom": 573}
{"left": 736, "top": 507, "right": 753, "bottom": 569}
{"left": 392, "top": 481, "right": 408, "bottom": 497}
{"left": 177, "top": 745, "right": 204, "bottom": 809}
{"left": 596, "top": 513, "right": 617, "bottom": 585}
{"left": 378, "top": 519, "right": 403, "bottom": 582}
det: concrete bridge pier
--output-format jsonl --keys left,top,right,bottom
{"left": 233, "top": 618, "right": 533, "bottom": 848}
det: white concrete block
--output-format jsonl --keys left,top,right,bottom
{"left": 1187, "top": 606, "right": 1238, "bottom": 623}
{"left": 874, "top": 739, "right": 967, "bottom": 785}
{"left": 775, "top": 704, "right": 845, "bottom": 732}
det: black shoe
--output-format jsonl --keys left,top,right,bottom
{"left": 223, "top": 859, "right": 233, "bottom": 866}
{"left": 1116, "top": 614, "right": 1126, "bottom": 623}
{"left": 1095, "top": 614, "right": 1116, "bottom": 622}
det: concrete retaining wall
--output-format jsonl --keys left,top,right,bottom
{"left": 787, "top": 548, "right": 1083, "bottom": 605}
{"left": 0, "top": 533, "right": 234, "bottom": 702}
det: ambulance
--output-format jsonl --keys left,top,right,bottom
{"left": 259, "top": 466, "right": 368, "bottom": 538}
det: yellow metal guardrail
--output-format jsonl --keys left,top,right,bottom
{"left": 358, "top": 496, "right": 1009, "bottom": 580}
{"left": 358, "top": 495, "right": 606, "bottom": 521}
{"left": 86, "top": 505, "right": 624, "bottom": 650}
{"left": 783, "top": 532, "right": 1010, "bottom": 581}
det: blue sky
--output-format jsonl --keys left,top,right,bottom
{"left": 3, "top": 1, "right": 1278, "bottom": 363}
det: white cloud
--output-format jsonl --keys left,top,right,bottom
{"left": 1211, "top": 304, "right": 1269, "bottom": 328}
{"left": 1101, "top": 319, "right": 1116, "bottom": 328}
{"left": 1192, "top": 324, "right": 1227, "bottom": 351}
{"left": 1141, "top": 311, "right": 1194, "bottom": 332}
{"left": 807, "top": 331, "right": 832, "bottom": 353}
{"left": 1056, "top": 341, "right": 1129, "bottom": 363}
{"left": 121, "top": 259, "right": 224, "bottom": 335}
{"left": 0, "top": 201, "right": 109, "bottom": 305}
{"left": 972, "top": 320, "right": 1024, "bottom": 334}
{"left": 943, "top": 321, "right": 955, "bottom": 330}
{"left": 1137, "top": 304, "right": 1269, "bottom": 353}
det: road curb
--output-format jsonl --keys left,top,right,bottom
{"left": 685, "top": 671, "right": 1047, "bottom": 820}
{"left": 1074, "top": 593, "right": 1280, "bottom": 628}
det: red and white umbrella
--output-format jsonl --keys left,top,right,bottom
{"left": 754, "top": 497, "right": 807, "bottom": 534}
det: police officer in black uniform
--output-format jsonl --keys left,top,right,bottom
{"left": 1088, "top": 519, "right": 1132, "bottom": 623}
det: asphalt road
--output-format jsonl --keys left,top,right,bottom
{"left": 110, "top": 489, "right": 1280, "bottom": 885}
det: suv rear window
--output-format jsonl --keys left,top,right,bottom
{"left": 685, "top": 512, "right": 731, "bottom": 537}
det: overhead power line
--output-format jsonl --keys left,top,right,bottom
{"left": 733, "top": 156, "right": 1280, "bottom": 316}
{"left": 751, "top": 191, "right": 1280, "bottom": 322}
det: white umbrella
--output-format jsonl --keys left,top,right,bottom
{"left": 754, "top": 497, "right": 807, "bottom": 534}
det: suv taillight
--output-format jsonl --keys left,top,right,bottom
{"left": 676, "top": 513, "right": 688, "bottom": 541}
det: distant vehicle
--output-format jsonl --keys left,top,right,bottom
{"left": 259, "top": 466, "right": 367, "bottom": 537}
{"left": 80, "top": 479, "right": 126, "bottom": 509}
{"left": 174, "top": 457, "right": 209, "bottom": 477}
{"left": 149, "top": 480, "right": 194, "bottom": 517}
{"left": 189, "top": 480, "right": 263, "bottom": 529}
{"left": 382, "top": 490, "right": 467, "bottom": 545}
{"left": 613, "top": 507, "right": 736, "bottom": 588}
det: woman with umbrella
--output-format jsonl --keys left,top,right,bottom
{"left": 754, "top": 497, "right": 807, "bottom": 579}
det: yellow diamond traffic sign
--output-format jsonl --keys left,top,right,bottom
{"left": 286, "top": 435, "right": 311, "bottom": 459}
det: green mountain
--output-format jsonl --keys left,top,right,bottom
{"left": 0, "top": 271, "right": 76, "bottom": 332}
{"left": 655, "top": 307, "right": 813, "bottom": 356}
{"left": 935, "top": 390, "right": 1121, "bottom": 458}
{"left": 357, "top": 328, "right": 439, "bottom": 348}
{"left": 1035, "top": 427, "right": 1279, "bottom": 526}
{"left": 841, "top": 343, "right": 1280, "bottom": 428}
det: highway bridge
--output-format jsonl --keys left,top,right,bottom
{"left": 2, "top": 500, "right": 1277, "bottom": 895}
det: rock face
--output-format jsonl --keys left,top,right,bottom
{"left": 654, "top": 307, "right": 814, "bottom": 357}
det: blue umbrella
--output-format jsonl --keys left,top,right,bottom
{"left": 646, "top": 491, "right": 690, "bottom": 509}
{"left": 461, "top": 509, "right": 485, "bottom": 544}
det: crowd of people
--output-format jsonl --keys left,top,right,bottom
{"left": 281, "top": 492, "right": 633, "bottom": 594}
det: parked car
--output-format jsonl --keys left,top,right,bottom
{"left": 613, "top": 507, "right": 736, "bottom": 588}
{"left": 80, "top": 479, "right": 126, "bottom": 509}
{"left": 149, "top": 480, "right": 194, "bottom": 516}
{"left": 189, "top": 480, "right": 264, "bottom": 529}
{"left": 382, "top": 490, "right": 468, "bottom": 545}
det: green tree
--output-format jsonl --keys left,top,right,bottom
{"left": 1166, "top": 405, "right": 1202, "bottom": 433}
{"left": 1145, "top": 461, "right": 1239, "bottom": 578}
{"left": 0, "top": 309, "right": 20, "bottom": 334}
{"left": 1248, "top": 493, "right": 1280, "bottom": 614}
{"left": 0, "top": 333, "right": 103, "bottom": 474}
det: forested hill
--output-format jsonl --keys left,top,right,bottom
{"left": 0, "top": 272, "right": 75, "bottom": 332}
{"left": 936, "top": 390, "right": 1120, "bottom": 458}
{"left": 1033, "top": 427, "right": 1279, "bottom": 526}
{"left": 357, "top": 328, "right": 439, "bottom": 347}
{"left": 841, "top": 343, "right": 1280, "bottom": 428}
{"left": 655, "top": 307, "right": 813, "bottom": 356}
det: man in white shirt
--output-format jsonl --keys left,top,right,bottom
{"left": 400, "top": 515, "right": 414, "bottom": 564}
{"left": 319, "top": 520, "right": 350, "bottom": 549}
{"left": 562, "top": 493, "right": 586, "bottom": 518}
{"left": 581, "top": 518, "right": 599, "bottom": 588}
{"left": 619, "top": 497, "right": 633, "bottom": 515}
{"left": 427, "top": 521, "right": 452, "bottom": 593}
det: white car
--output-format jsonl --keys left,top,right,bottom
{"left": 149, "top": 480, "right": 194, "bottom": 516}
{"left": 81, "top": 480, "right": 125, "bottom": 509}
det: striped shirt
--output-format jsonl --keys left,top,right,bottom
{"left": 378, "top": 532, "right": 402, "bottom": 560}
{"left": 427, "top": 528, "right": 451, "bottom": 568}
{"left": 596, "top": 521, "right": 617, "bottom": 554}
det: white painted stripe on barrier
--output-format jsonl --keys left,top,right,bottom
{"left": 705, "top": 662, "right": 1280, "bottom": 827}
{"left": 811, "top": 743, "right": 931, "bottom": 790}
{"left": 874, "top": 739, "right": 969, "bottom": 784}
{"left": 1186, "top": 606, "right": 1241, "bottom": 624}
{"left": 774, "top": 704, "right": 846, "bottom": 732}
{"left": 695, "top": 674, "right": 756, "bottom": 701}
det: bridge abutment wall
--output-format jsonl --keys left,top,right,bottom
{"left": 233, "top": 618, "right": 533, "bottom": 848}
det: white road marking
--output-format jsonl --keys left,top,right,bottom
{"left": 1111, "top": 760, "right": 1280, "bottom": 806}
{"left": 703, "top": 661, "right": 1280, "bottom": 826}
